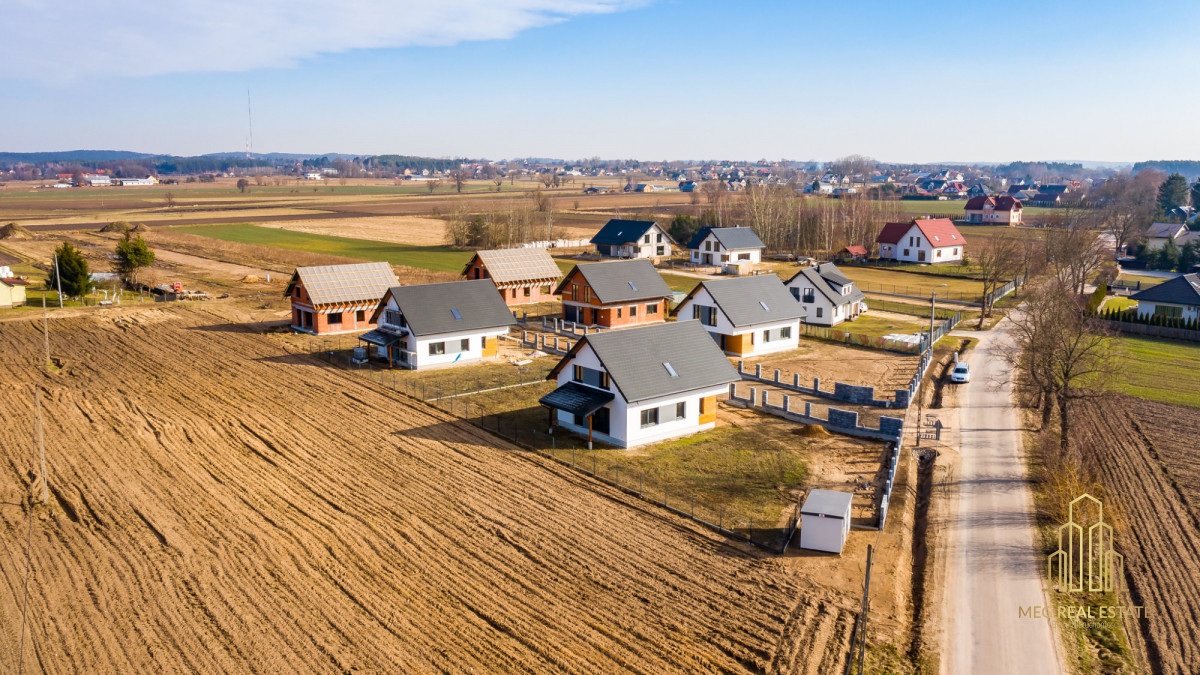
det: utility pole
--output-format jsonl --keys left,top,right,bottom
{"left": 53, "top": 252, "right": 64, "bottom": 308}
{"left": 928, "top": 283, "right": 947, "bottom": 352}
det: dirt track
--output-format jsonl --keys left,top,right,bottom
{"left": 0, "top": 303, "right": 855, "bottom": 674}
{"left": 1074, "top": 397, "right": 1200, "bottom": 675}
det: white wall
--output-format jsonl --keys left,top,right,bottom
{"left": 1136, "top": 301, "right": 1199, "bottom": 321}
{"left": 379, "top": 296, "right": 508, "bottom": 369}
{"left": 676, "top": 288, "right": 800, "bottom": 355}
{"left": 880, "top": 224, "right": 963, "bottom": 263}
{"left": 688, "top": 232, "right": 762, "bottom": 264}
{"left": 799, "top": 513, "right": 849, "bottom": 553}
{"left": 786, "top": 275, "right": 864, "bottom": 327}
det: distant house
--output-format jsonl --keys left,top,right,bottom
{"left": 685, "top": 225, "right": 765, "bottom": 266}
{"left": 1129, "top": 273, "right": 1200, "bottom": 322}
{"left": 0, "top": 276, "right": 30, "bottom": 309}
{"left": 461, "top": 248, "right": 562, "bottom": 306}
{"left": 285, "top": 262, "right": 398, "bottom": 335}
{"left": 304, "top": 172, "right": 323, "bottom": 180}
{"left": 1144, "top": 222, "right": 1190, "bottom": 251}
{"left": 1028, "top": 192, "right": 1062, "bottom": 207}
{"left": 671, "top": 275, "right": 805, "bottom": 356}
{"left": 81, "top": 174, "right": 112, "bottom": 186}
{"left": 839, "top": 245, "right": 869, "bottom": 263}
{"left": 118, "top": 177, "right": 157, "bottom": 186}
{"left": 785, "top": 262, "right": 866, "bottom": 327}
{"left": 679, "top": 180, "right": 698, "bottom": 192}
{"left": 963, "top": 195, "right": 1023, "bottom": 225}
{"left": 555, "top": 259, "right": 673, "bottom": 328}
{"left": 590, "top": 219, "right": 675, "bottom": 259}
{"left": 875, "top": 218, "right": 966, "bottom": 264}
{"left": 362, "top": 279, "right": 515, "bottom": 369}
{"left": 807, "top": 180, "right": 835, "bottom": 194}
{"left": 538, "top": 320, "right": 740, "bottom": 449}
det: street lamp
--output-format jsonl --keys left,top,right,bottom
{"left": 929, "top": 283, "right": 948, "bottom": 350}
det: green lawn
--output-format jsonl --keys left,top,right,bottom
{"left": 840, "top": 313, "right": 926, "bottom": 337}
{"left": 1117, "top": 272, "right": 1165, "bottom": 288}
{"left": 1112, "top": 336, "right": 1200, "bottom": 407}
{"left": 839, "top": 266, "right": 986, "bottom": 303}
{"left": 1103, "top": 296, "right": 1138, "bottom": 312}
{"left": 175, "top": 223, "right": 471, "bottom": 271}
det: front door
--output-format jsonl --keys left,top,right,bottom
{"left": 918, "top": 249, "right": 926, "bottom": 262}
{"left": 704, "top": 253, "right": 713, "bottom": 265}
{"left": 591, "top": 406, "right": 610, "bottom": 435}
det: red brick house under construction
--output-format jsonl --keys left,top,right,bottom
{"left": 285, "top": 262, "right": 399, "bottom": 335}
{"left": 461, "top": 247, "right": 563, "bottom": 306}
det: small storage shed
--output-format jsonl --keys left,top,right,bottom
{"left": 799, "top": 489, "right": 853, "bottom": 554}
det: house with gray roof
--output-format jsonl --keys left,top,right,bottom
{"left": 1129, "top": 273, "right": 1200, "bottom": 323}
{"left": 785, "top": 262, "right": 867, "bottom": 326}
{"left": 539, "top": 320, "right": 739, "bottom": 448}
{"left": 285, "top": 262, "right": 399, "bottom": 335}
{"left": 670, "top": 275, "right": 805, "bottom": 356}
{"left": 590, "top": 218, "right": 676, "bottom": 259}
{"left": 1144, "top": 222, "right": 1191, "bottom": 251}
{"left": 554, "top": 259, "right": 673, "bottom": 328}
{"left": 685, "top": 225, "right": 766, "bottom": 267}
{"left": 361, "top": 279, "right": 515, "bottom": 369}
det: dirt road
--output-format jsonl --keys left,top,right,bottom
{"left": 941, "top": 319, "right": 1063, "bottom": 674}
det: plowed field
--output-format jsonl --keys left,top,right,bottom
{"left": 1073, "top": 396, "right": 1200, "bottom": 675}
{"left": 0, "top": 304, "right": 855, "bottom": 674}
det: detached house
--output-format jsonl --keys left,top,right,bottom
{"left": 555, "top": 259, "right": 673, "bottom": 328}
{"left": 685, "top": 226, "right": 766, "bottom": 266}
{"left": 785, "top": 262, "right": 867, "bottom": 326}
{"left": 875, "top": 218, "right": 966, "bottom": 264}
{"left": 0, "top": 276, "right": 30, "bottom": 309}
{"left": 538, "top": 320, "right": 740, "bottom": 449}
{"left": 360, "top": 279, "right": 515, "bottom": 369}
{"left": 590, "top": 219, "right": 676, "bottom": 259}
{"left": 1143, "top": 222, "right": 1198, "bottom": 251}
{"left": 671, "top": 275, "right": 805, "bottom": 356}
{"left": 1129, "top": 273, "right": 1200, "bottom": 322}
{"left": 461, "top": 247, "right": 562, "bottom": 306}
{"left": 963, "top": 195, "right": 1023, "bottom": 225}
{"left": 285, "top": 262, "right": 399, "bottom": 335}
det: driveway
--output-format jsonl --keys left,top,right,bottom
{"left": 941, "top": 317, "right": 1064, "bottom": 673}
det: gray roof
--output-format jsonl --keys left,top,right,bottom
{"left": 575, "top": 320, "right": 739, "bottom": 404}
{"left": 787, "top": 263, "right": 866, "bottom": 307}
{"left": 800, "top": 489, "right": 853, "bottom": 519}
{"left": 386, "top": 279, "right": 515, "bottom": 337}
{"left": 470, "top": 248, "right": 561, "bottom": 285}
{"left": 288, "top": 262, "right": 398, "bottom": 307}
{"left": 1145, "top": 222, "right": 1187, "bottom": 239}
{"left": 539, "top": 381, "right": 615, "bottom": 416}
{"left": 687, "top": 275, "right": 805, "bottom": 327}
{"left": 557, "top": 259, "right": 673, "bottom": 303}
{"left": 686, "top": 226, "right": 765, "bottom": 251}
{"left": 1130, "top": 273, "right": 1200, "bottom": 307}
{"left": 591, "top": 219, "right": 658, "bottom": 246}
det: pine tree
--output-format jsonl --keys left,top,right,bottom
{"left": 47, "top": 242, "right": 91, "bottom": 298}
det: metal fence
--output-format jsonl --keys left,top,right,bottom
{"left": 305, "top": 343, "right": 801, "bottom": 554}
{"left": 800, "top": 324, "right": 924, "bottom": 354}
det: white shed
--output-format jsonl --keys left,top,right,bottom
{"left": 799, "top": 489, "right": 853, "bottom": 553}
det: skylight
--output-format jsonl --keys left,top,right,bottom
{"left": 663, "top": 362, "right": 678, "bottom": 377}
{"left": 450, "top": 308, "right": 462, "bottom": 320}
{"left": 759, "top": 301, "right": 770, "bottom": 311}
{"left": 628, "top": 281, "right": 638, "bottom": 291}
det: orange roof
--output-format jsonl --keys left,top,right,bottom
{"left": 844, "top": 245, "right": 868, "bottom": 256}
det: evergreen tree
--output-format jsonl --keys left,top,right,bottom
{"left": 1157, "top": 173, "right": 1190, "bottom": 214}
{"left": 114, "top": 234, "right": 156, "bottom": 285}
{"left": 1156, "top": 238, "right": 1181, "bottom": 271}
{"left": 48, "top": 242, "right": 92, "bottom": 298}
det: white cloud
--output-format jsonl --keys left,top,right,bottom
{"left": 2, "top": 0, "right": 641, "bottom": 81}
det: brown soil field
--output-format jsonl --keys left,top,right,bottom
{"left": 1072, "top": 396, "right": 1200, "bottom": 675}
{"left": 742, "top": 341, "right": 920, "bottom": 392}
{"left": 0, "top": 302, "right": 858, "bottom": 674}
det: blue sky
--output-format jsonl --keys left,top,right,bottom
{"left": 2, "top": 0, "right": 1197, "bottom": 163}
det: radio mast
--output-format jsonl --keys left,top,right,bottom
{"left": 246, "top": 89, "right": 254, "bottom": 158}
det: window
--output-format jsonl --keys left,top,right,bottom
{"left": 460, "top": 338, "right": 470, "bottom": 351}
{"left": 293, "top": 287, "right": 300, "bottom": 298}
{"left": 640, "top": 408, "right": 659, "bottom": 427}
{"left": 523, "top": 287, "right": 531, "bottom": 297}
{"left": 790, "top": 287, "right": 800, "bottom": 300}
{"left": 953, "top": 248, "right": 959, "bottom": 256}
{"left": 573, "top": 413, "right": 585, "bottom": 427}
{"left": 643, "top": 234, "right": 651, "bottom": 244}
{"left": 902, "top": 249, "right": 910, "bottom": 257}
{"left": 780, "top": 326, "right": 791, "bottom": 339}
{"left": 763, "top": 329, "right": 771, "bottom": 343}
{"left": 737, "top": 253, "right": 751, "bottom": 261}
{"left": 693, "top": 305, "right": 717, "bottom": 326}
{"left": 511, "top": 289, "right": 518, "bottom": 299}
{"left": 583, "top": 287, "right": 591, "bottom": 302}
{"left": 816, "top": 307, "right": 823, "bottom": 318}
{"left": 481, "top": 336, "right": 488, "bottom": 350}
{"left": 759, "top": 301, "right": 770, "bottom": 311}
{"left": 802, "top": 288, "right": 815, "bottom": 303}
{"left": 573, "top": 365, "right": 609, "bottom": 389}
{"left": 1153, "top": 305, "right": 1183, "bottom": 319}
{"left": 630, "top": 304, "right": 637, "bottom": 317}
{"left": 385, "top": 310, "right": 404, "bottom": 327}
{"left": 628, "top": 281, "right": 638, "bottom": 291}
{"left": 328, "top": 312, "right": 342, "bottom": 325}
{"left": 566, "top": 284, "right": 577, "bottom": 300}
{"left": 356, "top": 310, "right": 366, "bottom": 322}
{"left": 656, "top": 233, "right": 663, "bottom": 243}
{"left": 916, "top": 237, "right": 921, "bottom": 246}
{"left": 429, "top": 342, "right": 446, "bottom": 355}
{"left": 675, "top": 402, "right": 686, "bottom": 420}
{"left": 646, "top": 303, "right": 658, "bottom": 315}
{"left": 656, "top": 246, "right": 664, "bottom": 256}
{"left": 617, "top": 308, "right": 622, "bottom": 318}
{"left": 721, "top": 254, "right": 729, "bottom": 263}
{"left": 450, "top": 308, "right": 463, "bottom": 320}
{"left": 541, "top": 285, "right": 551, "bottom": 294}
{"left": 908, "top": 236, "right": 913, "bottom": 246}
{"left": 705, "top": 241, "right": 712, "bottom": 251}
{"left": 663, "top": 362, "right": 678, "bottom": 377}
{"left": 936, "top": 249, "right": 942, "bottom": 258}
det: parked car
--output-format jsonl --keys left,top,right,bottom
{"left": 949, "top": 362, "right": 971, "bottom": 383}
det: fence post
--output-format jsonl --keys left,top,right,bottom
{"left": 720, "top": 506, "right": 723, "bottom": 530}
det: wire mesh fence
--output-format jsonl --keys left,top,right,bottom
{"left": 305, "top": 340, "right": 802, "bottom": 554}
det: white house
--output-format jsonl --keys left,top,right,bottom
{"left": 361, "top": 279, "right": 515, "bottom": 370}
{"left": 685, "top": 226, "right": 766, "bottom": 267}
{"left": 875, "top": 218, "right": 965, "bottom": 264}
{"left": 799, "top": 489, "right": 853, "bottom": 554}
{"left": 672, "top": 275, "right": 804, "bottom": 356}
{"left": 305, "top": 172, "right": 324, "bottom": 180}
{"left": 1129, "top": 273, "right": 1200, "bottom": 322}
{"left": 1143, "top": 222, "right": 1194, "bottom": 251}
{"left": 539, "top": 320, "right": 739, "bottom": 449}
{"left": 118, "top": 176, "right": 158, "bottom": 186}
{"left": 590, "top": 219, "right": 676, "bottom": 259}
{"left": 785, "top": 262, "right": 867, "bottom": 327}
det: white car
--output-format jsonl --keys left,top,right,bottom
{"left": 949, "top": 362, "right": 971, "bottom": 384}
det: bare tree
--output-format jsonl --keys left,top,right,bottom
{"left": 1045, "top": 220, "right": 1106, "bottom": 295}
{"left": 974, "top": 232, "right": 1022, "bottom": 326}
{"left": 492, "top": 175, "right": 504, "bottom": 192}
{"left": 1090, "top": 171, "right": 1161, "bottom": 255}
{"left": 450, "top": 169, "right": 468, "bottom": 193}
{"left": 163, "top": 191, "right": 175, "bottom": 208}
{"left": 426, "top": 178, "right": 440, "bottom": 195}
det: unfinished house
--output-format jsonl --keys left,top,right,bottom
{"left": 461, "top": 247, "right": 563, "bottom": 306}
{"left": 285, "top": 262, "right": 399, "bottom": 335}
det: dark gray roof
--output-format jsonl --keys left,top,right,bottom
{"left": 591, "top": 219, "right": 657, "bottom": 246}
{"left": 800, "top": 489, "right": 854, "bottom": 519}
{"left": 358, "top": 329, "right": 403, "bottom": 346}
{"left": 1145, "top": 222, "right": 1186, "bottom": 239}
{"left": 558, "top": 259, "right": 673, "bottom": 303}
{"left": 685, "top": 226, "right": 765, "bottom": 251}
{"left": 387, "top": 279, "right": 515, "bottom": 337}
{"left": 580, "top": 320, "right": 739, "bottom": 404}
{"left": 539, "top": 381, "right": 615, "bottom": 416}
{"left": 786, "top": 263, "right": 865, "bottom": 307}
{"left": 690, "top": 275, "right": 805, "bottom": 327}
{"left": 1130, "top": 273, "right": 1200, "bottom": 307}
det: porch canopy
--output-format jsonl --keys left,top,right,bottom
{"left": 357, "top": 329, "right": 405, "bottom": 347}
{"left": 539, "top": 381, "right": 614, "bottom": 417}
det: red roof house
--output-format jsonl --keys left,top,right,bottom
{"left": 875, "top": 219, "right": 966, "bottom": 264}
{"left": 964, "top": 195, "right": 1023, "bottom": 225}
